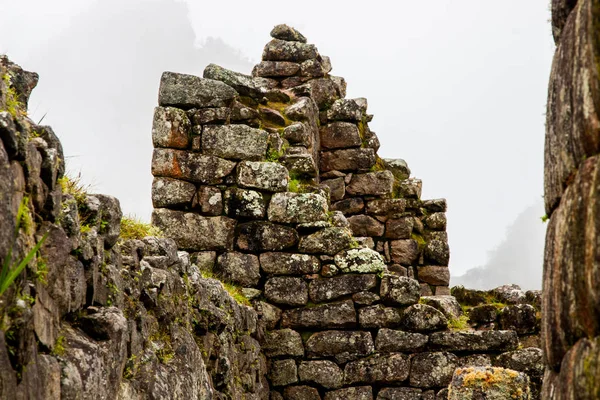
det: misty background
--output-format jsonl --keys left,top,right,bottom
{"left": 0, "top": 0, "right": 554, "bottom": 290}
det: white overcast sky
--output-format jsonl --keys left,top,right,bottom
{"left": 0, "top": 0, "right": 555, "bottom": 285}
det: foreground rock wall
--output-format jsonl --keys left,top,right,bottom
{"left": 542, "top": 0, "right": 600, "bottom": 398}
{"left": 150, "top": 26, "right": 544, "bottom": 399}
{"left": 0, "top": 56, "right": 266, "bottom": 399}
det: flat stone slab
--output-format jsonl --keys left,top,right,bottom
{"left": 429, "top": 330, "right": 519, "bottom": 352}
{"left": 260, "top": 252, "right": 320, "bottom": 275}
{"left": 158, "top": 71, "right": 237, "bottom": 109}
{"left": 281, "top": 300, "right": 356, "bottom": 330}
{"left": 152, "top": 148, "right": 236, "bottom": 184}
{"left": 237, "top": 161, "right": 289, "bottom": 192}
{"left": 267, "top": 192, "right": 328, "bottom": 224}
{"left": 306, "top": 330, "right": 374, "bottom": 364}
{"left": 202, "top": 124, "right": 268, "bottom": 161}
{"left": 309, "top": 274, "right": 377, "bottom": 303}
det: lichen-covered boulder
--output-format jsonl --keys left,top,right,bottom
{"left": 260, "top": 252, "right": 320, "bottom": 276}
{"left": 270, "top": 24, "right": 307, "bottom": 42}
{"left": 223, "top": 188, "right": 266, "bottom": 219}
{"left": 265, "top": 277, "right": 309, "bottom": 306}
{"left": 269, "top": 359, "right": 298, "bottom": 387}
{"left": 281, "top": 300, "right": 356, "bottom": 329}
{"left": 410, "top": 352, "right": 458, "bottom": 388}
{"left": 309, "top": 274, "right": 377, "bottom": 303}
{"left": 237, "top": 161, "right": 289, "bottom": 192}
{"left": 298, "top": 360, "right": 344, "bottom": 389}
{"left": 152, "top": 148, "right": 236, "bottom": 183}
{"left": 202, "top": 124, "right": 268, "bottom": 160}
{"left": 158, "top": 71, "right": 237, "bottom": 108}
{"left": 306, "top": 330, "right": 374, "bottom": 364}
{"left": 334, "top": 248, "right": 387, "bottom": 274}
{"left": 358, "top": 305, "right": 403, "bottom": 329}
{"left": 151, "top": 106, "right": 191, "bottom": 149}
{"left": 493, "top": 347, "right": 544, "bottom": 380}
{"left": 324, "top": 386, "right": 373, "bottom": 400}
{"left": 236, "top": 221, "right": 298, "bottom": 251}
{"left": 380, "top": 275, "right": 420, "bottom": 306}
{"left": 298, "top": 227, "right": 355, "bottom": 255}
{"left": 263, "top": 39, "right": 318, "bottom": 62}
{"left": 424, "top": 232, "right": 450, "bottom": 265}
{"left": 429, "top": 331, "right": 519, "bottom": 352}
{"left": 375, "top": 328, "right": 428, "bottom": 353}
{"left": 321, "top": 148, "right": 376, "bottom": 171}
{"left": 151, "top": 177, "right": 196, "bottom": 208}
{"left": 326, "top": 98, "right": 367, "bottom": 121}
{"left": 152, "top": 208, "right": 235, "bottom": 251}
{"left": 448, "top": 367, "right": 530, "bottom": 400}
{"left": 215, "top": 252, "right": 260, "bottom": 287}
{"left": 344, "top": 353, "right": 410, "bottom": 385}
{"left": 401, "top": 304, "right": 448, "bottom": 332}
{"left": 267, "top": 192, "right": 328, "bottom": 224}
{"left": 262, "top": 329, "right": 305, "bottom": 357}
{"left": 419, "top": 295, "right": 463, "bottom": 319}
{"left": 499, "top": 304, "right": 538, "bottom": 334}
{"left": 346, "top": 171, "right": 394, "bottom": 196}
{"left": 320, "top": 122, "right": 361, "bottom": 149}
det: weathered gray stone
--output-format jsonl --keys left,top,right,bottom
{"left": 237, "top": 161, "right": 289, "bottom": 192}
{"left": 309, "top": 274, "right": 377, "bottom": 303}
{"left": 215, "top": 252, "right": 260, "bottom": 287}
{"left": 283, "top": 122, "right": 311, "bottom": 146}
{"left": 270, "top": 24, "right": 307, "bottom": 43}
{"left": 152, "top": 148, "right": 236, "bottom": 183}
{"left": 420, "top": 296, "right": 463, "bottom": 320}
{"left": 152, "top": 208, "right": 235, "bottom": 251}
{"left": 283, "top": 386, "right": 321, "bottom": 400}
{"left": 262, "top": 329, "right": 304, "bottom": 357}
{"left": 158, "top": 71, "right": 237, "bottom": 109}
{"left": 344, "top": 353, "right": 410, "bottom": 385}
{"left": 494, "top": 347, "right": 544, "bottom": 379}
{"left": 309, "top": 78, "right": 339, "bottom": 110}
{"left": 326, "top": 99, "right": 366, "bottom": 121}
{"left": 417, "top": 266, "right": 450, "bottom": 286}
{"left": 224, "top": 188, "right": 265, "bottom": 219}
{"left": 300, "top": 57, "right": 331, "bottom": 77}
{"left": 260, "top": 252, "right": 320, "bottom": 275}
{"left": 263, "top": 39, "right": 318, "bottom": 62}
{"left": 492, "top": 284, "right": 527, "bottom": 304}
{"left": 321, "top": 148, "right": 376, "bottom": 172}
{"left": 269, "top": 359, "right": 298, "bottom": 387}
{"left": 359, "top": 305, "right": 403, "bottom": 329}
{"left": 320, "top": 178, "right": 345, "bottom": 201}
{"left": 352, "top": 291, "right": 380, "bottom": 306}
{"left": 265, "top": 277, "right": 309, "bottom": 306}
{"left": 377, "top": 388, "right": 422, "bottom": 400}
{"left": 429, "top": 331, "right": 519, "bottom": 352}
{"left": 499, "top": 304, "right": 538, "bottom": 334}
{"left": 424, "top": 212, "right": 447, "bottom": 231}
{"left": 366, "top": 199, "right": 407, "bottom": 216}
{"left": 237, "top": 221, "right": 298, "bottom": 251}
{"left": 152, "top": 106, "right": 191, "bottom": 149}
{"left": 331, "top": 197, "right": 364, "bottom": 215}
{"left": 324, "top": 386, "right": 372, "bottom": 400}
{"left": 334, "top": 248, "right": 387, "bottom": 274}
{"left": 320, "top": 122, "right": 361, "bottom": 149}
{"left": 306, "top": 330, "right": 374, "bottom": 364}
{"left": 188, "top": 107, "right": 228, "bottom": 124}
{"left": 255, "top": 300, "right": 282, "bottom": 331}
{"left": 281, "top": 300, "right": 356, "bottom": 329}
{"left": 468, "top": 304, "right": 498, "bottom": 324}
{"left": 253, "top": 61, "right": 301, "bottom": 77}
{"left": 384, "top": 217, "right": 413, "bottom": 239}
{"left": 204, "top": 63, "right": 276, "bottom": 99}
{"left": 375, "top": 328, "right": 428, "bottom": 353}
{"left": 347, "top": 215, "right": 385, "bottom": 237}
{"left": 346, "top": 171, "right": 394, "bottom": 196}
{"left": 151, "top": 177, "right": 196, "bottom": 208}
{"left": 202, "top": 125, "right": 268, "bottom": 160}
{"left": 397, "top": 178, "right": 422, "bottom": 199}
{"left": 268, "top": 192, "right": 328, "bottom": 224}
{"left": 298, "top": 360, "right": 343, "bottom": 389}
{"left": 285, "top": 97, "right": 318, "bottom": 121}
{"left": 298, "top": 227, "right": 355, "bottom": 255}
{"left": 410, "top": 352, "right": 458, "bottom": 388}
{"left": 383, "top": 158, "right": 411, "bottom": 180}
{"left": 448, "top": 367, "right": 530, "bottom": 400}
{"left": 379, "top": 275, "right": 420, "bottom": 306}
{"left": 84, "top": 194, "right": 123, "bottom": 247}
{"left": 281, "top": 153, "right": 318, "bottom": 176}
{"left": 401, "top": 304, "right": 448, "bottom": 332}
{"left": 196, "top": 185, "right": 223, "bottom": 215}
{"left": 390, "top": 239, "right": 419, "bottom": 265}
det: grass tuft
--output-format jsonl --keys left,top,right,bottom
{"left": 448, "top": 315, "right": 470, "bottom": 331}
{"left": 119, "top": 215, "right": 162, "bottom": 241}
{"left": 57, "top": 174, "right": 89, "bottom": 205}
{"left": 199, "top": 269, "right": 250, "bottom": 306}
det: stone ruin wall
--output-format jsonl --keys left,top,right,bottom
{"left": 0, "top": 24, "right": 548, "bottom": 400}
{"left": 149, "top": 25, "right": 545, "bottom": 400}
{"left": 540, "top": 0, "right": 600, "bottom": 398}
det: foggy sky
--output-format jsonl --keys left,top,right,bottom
{"left": 0, "top": 0, "right": 553, "bottom": 287}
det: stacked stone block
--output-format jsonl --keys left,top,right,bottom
{"left": 150, "top": 25, "right": 542, "bottom": 399}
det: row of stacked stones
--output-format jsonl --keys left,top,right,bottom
{"left": 541, "top": 0, "right": 600, "bottom": 398}
{"left": 149, "top": 25, "right": 539, "bottom": 399}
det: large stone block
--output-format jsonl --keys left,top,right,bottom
{"left": 375, "top": 328, "right": 428, "bottom": 353}
{"left": 151, "top": 208, "right": 235, "bottom": 251}
{"left": 358, "top": 305, "right": 403, "bottom": 329}
{"left": 236, "top": 221, "right": 298, "bottom": 251}
{"left": 326, "top": 98, "right": 367, "bottom": 121}
{"left": 306, "top": 331, "right": 374, "bottom": 364}
{"left": 151, "top": 177, "right": 196, "bottom": 208}
{"left": 401, "top": 304, "right": 448, "bottom": 332}
{"left": 390, "top": 239, "right": 419, "bottom": 265}
{"left": 283, "top": 386, "right": 321, "bottom": 400}
{"left": 260, "top": 252, "right": 320, "bottom": 275}
{"left": 417, "top": 266, "right": 450, "bottom": 286}
{"left": 346, "top": 171, "right": 394, "bottom": 196}
{"left": 544, "top": 0, "right": 600, "bottom": 213}
{"left": 429, "top": 331, "right": 519, "bottom": 352}
{"left": 344, "top": 353, "right": 410, "bottom": 385}
{"left": 203, "top": 63, "right": 276, "bottom": 99}
{"left": 263, "top": 39, "right": 318, "bottom": 62}
{"left": 298, "top": 360, "right": 344, "bottom": 389}
{"left": 298, "top": 227, "right": 355, "bottom": 255}
{"left": 324, "top": 386, "right": 373, "bottom": 400}
{"left": 262, "top": 329, "right": 304, "bottom": 358}
{"left": 366, "top": 199, "right": 407, "bottom": 216}
{"left": 347, "top": 215, "right": 384, "bottom": 237}
{"left": 265, "top": 277, "right": 309, "bottom": 306}
{"left": 202, "top": 125, "right": 268, "bottom": 161}
{"left": 158, "top": 72, "right": 237, "bottom": 109}
{"left": 321, "top": 148, "right": 376, "bottom": 171}
{"left": 152, "top": 148, "right": 236, "bottom": 184}
{"left": 384, "top": 217, "right": 413, "bottom": 239}
{"left": 269, "top": 359, "right": 298, "bottom": 387}
{"left": 410, "top": 352, "right": 458, "bottom": 388}
{"left": 268, "top": 192, "right": 328, "bottom": 224}
{"left": 320, "top": 122, "right": 362, "bottom": 149}
{"left": 542, "top": 155, "right": 600, "bottom": 368}
{"left": 380, "top": 275, "right": 420, "bottom": 306}
{"left": 237, "top": 161, "right": 289, "bottom": 192}
{"left": 309, "top": 274, "right": 377, "bottom": 303}
{"left": 376, "top": 388, "right": 422, "bottom": 400}
{"left": 334, "top": 248, "right": 387, "bottom": 274}
{"left": 448, "top": 367, "right": 530, "bottom": 400}
{"left": 151, "top": 106, "right": 191, "bottom": 149}
{"left": 253, "top": 61, "right": 301, "bottom": 77}
{"left": 223, "top": 188, "right": 266, "bottom": 219}
{"left": 215, "top": 252, "right": 260, "bottom": 287}
{"left": 281, "top": 300, "right": 356, "bottom": 329}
